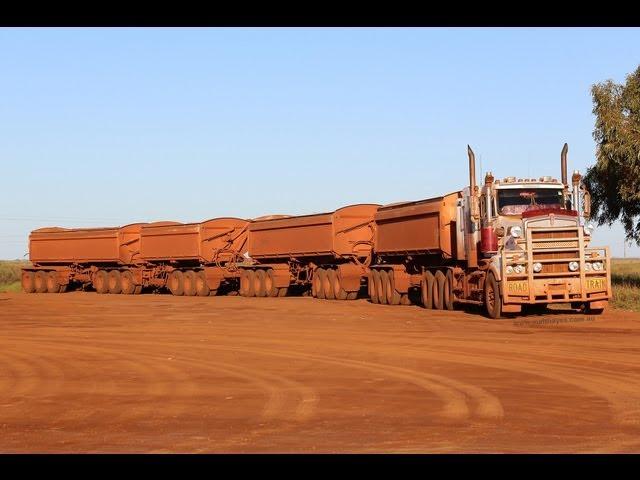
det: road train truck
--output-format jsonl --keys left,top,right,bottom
{"left": 368, "top": 144, "right": 611, "bottom": 318}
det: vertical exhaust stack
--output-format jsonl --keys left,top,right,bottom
{"left": 561, "top": 143, "right": 568, "bottom": 187}
{"left": 561, "top": 143, "right": 569, "bottom": 208}
{"left": 468, "top": 146, "right": 479, "bottom": 221}
{"left": 468, "top": 145, "right": 476, "bottom": 195}
{"left": 466, "top": 145, "right": 479, "bottom": 268}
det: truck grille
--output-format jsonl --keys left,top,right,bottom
{"left": 530, "top": 228, "right": 580, "bottom": 274}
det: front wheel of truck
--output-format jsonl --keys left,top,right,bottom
{"left": 484, "top": 272, "right": 502, "bottom": 319}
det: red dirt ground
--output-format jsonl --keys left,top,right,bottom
{"left": 1, "top": 291, "right": 639, "bottom": 453}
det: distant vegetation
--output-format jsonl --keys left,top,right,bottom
{"left": 611, "top": 258, "right": 640, "bottom": 312}
{"left": 0, "top": 260, "right": 30, "bottom": 293}
{"left": 1, "top": 258, "right": 639, "bottom": 311}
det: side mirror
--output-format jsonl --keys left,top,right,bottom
{"left": 583, "top": 190, "right": 591, "bottom": 219}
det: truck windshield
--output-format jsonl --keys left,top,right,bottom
{"left": 497, "top": 188, "right": 564, "bottom": 215}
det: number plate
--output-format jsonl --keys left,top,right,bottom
{"left": 586, "top": 278, "right": 606, "bottom": 291}
{"left": 507, "top": 280, "right": 529, "bottom": 294}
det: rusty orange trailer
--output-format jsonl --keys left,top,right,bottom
{"left": 22, "top": 223, "right": 146, "bottom": 294}
{"left": 368, "top": 194, "right": 462, "bottom": 307}
{"left": 239, "top": 204, "right": 380, "bottom": 299}
{"left": 22, "top": 218, "right": 250, "bottom": 296}
{"left": 138, "top": 218, "right": 250, "bottom": 296}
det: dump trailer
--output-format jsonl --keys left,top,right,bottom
{"left": 22, "top": 223, "right": 146, "bottom": 294}
{"left": 138, "top": 217, "right": 250, "bottom": 296}
{"left": 239, "top": 204, "right": 380, "bottom": 299}
{"left": 368, "top": 144, "right": 611, "bottom": 318}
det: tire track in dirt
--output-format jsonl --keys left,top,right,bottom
{"left": 1, "top": 335, "right": 318, "bottom": 452}
{"left": 66, "top": 336, "right": 499, "bottom": 423}
{"left": 0, "top": 348, "right": 67, "bottom": 400}
{"left": 4, "top": 335, "right": 317, "bottom": 426}
{"left": 406, "top": 344, "right": 640, "bottom": 429}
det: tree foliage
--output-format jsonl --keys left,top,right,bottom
{"left": 583, "top": 66, "right": 640, "bottom": 244}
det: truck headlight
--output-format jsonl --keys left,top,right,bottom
{"left": 510, "top": 226, "right": 522, "bottom": 238}
{"left": 592, "top": 261, "right": 603, "bottom": 271}
{"left": 585, "top": 262, "right": 592, "bottom": 271}
{"left": 514, "top": 264, "right": 525, "bottom": 274}
{"left": 569, "top": 261, "right": 579, "bottom": 272}
{"left": 506, "top": 265, "right": 514, "bottom": 274}
{"left": 533, "top": 262, "right": 542, "bottom": 273}
{"left": 583, "top": 223, "right": 594, "bottom": 236}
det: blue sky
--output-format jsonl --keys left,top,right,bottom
{"left": 1, "top": 27, "right": 639, "bottom": 258}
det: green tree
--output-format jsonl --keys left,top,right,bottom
{"left": 583, "top": 66, "right": 640, "bottom": 244}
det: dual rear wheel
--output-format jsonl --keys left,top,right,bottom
{"left": 369, "top": 269, "right": 403, "bottom": 305}
{"left": 313, "top": 267, "right": 356, "bottom": 300}
{"left": 95, "top": 269, "right": 140, "bottom": 295}
{"left": 239, "top": 269, "right": 285, "bottom": 298}
{"left": 420, "top": 269, "right": 455, "bottom": 311}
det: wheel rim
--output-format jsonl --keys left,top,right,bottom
{"left": 316, "top": 269, "right": 325, "bottom": 299}
{"left": 324, "top": 270, "right": 335, "bottom": 300}
{"left": 265, "top": 271, "right": 273, "bottom": 295}
{"left": 22, "top": 272, "right": 35, "bottom": 293}
{"left": 122, "top": 272, "right": 134, "bottom": 294}
{"left": 46, "top": 273, "right": 57, "bottom": 293}
{"left": 108, "top": 271, "right": 122, "bottom": 294}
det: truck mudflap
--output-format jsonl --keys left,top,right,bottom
{"left": 500, "top": 225, "right": 611, "bottom": 305}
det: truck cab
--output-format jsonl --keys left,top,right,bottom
{"left": 467, "top": 145, "right": 611, "bottom": 318}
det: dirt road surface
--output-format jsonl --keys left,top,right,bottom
{"left": 1, "top": 291, "right": 640, "bottom": 453}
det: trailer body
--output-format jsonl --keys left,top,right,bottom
{"left": 140, "top": 218, "right": 249, "bottom": 264}
{"left": 29, "top": 224, "right": 144, "bottom": 266}
{"left": 240, "top": 204, "right": 380, "bottom": 299}
{"left": 374, "top": 193, "right": 459, "bottom": 258}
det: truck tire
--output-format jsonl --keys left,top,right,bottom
{"left": 239, "top": 270, "right": 249, "bottom": 296}
{"left": 277, "top": 286, "right": 288, "bottom": 297}
{"left": 46, "top": 271, "right": 61, "bottom": 293}
{"left": 108, "top": 270, "right": 122, "bottom": 295}
{"left": 22, "top": 271, "right": 35, "bottom": 293}
{"left": 369, "top": 270, "right": 380, "bottom": 304}
{"left": 421, "top": 271, "right": 434, "bottom": 309}
{"left": 386, "top": 270, "right": 402, "bottom": 305}
{"left": 168, "top": 270, "right": 184, "bottom": 296}
{"left": 255, "top": 269, "right": 267, "bottom": 297}
{"left": 265, "top": 269, "right": 279, "bottom": 297}
{"left": 245, "top": 270, "right": 256, "bottom": 297}
{"left": 34, "top": 271, "right": 48, "bottom": 293}
{"left": 316, "top": 269, "right": 326, "bottom": 299}
{"left": 121, "top": 271, "right": 136, "bottom": 295}
{"left": 347, "top": 291, "right": 358, "bottom": 300}
{"left": 444, "top": 269, "right": 455, "bottom": 310}
{"left": 378, "top": 270, "right": 389, "bottom": 305}
{"left": 484, "top": 271, "right": 502, "bottom": 319}
{"left": 325, "top": 269, "right": 337, "bottom": 300}
{"left": 433, "top": 270, "right": 445, "bottom": 310}
{"left": 333, "top": 269, "right": 348, "bottom": 300}
{"left": 183, "top": 270, "right": 197, "bottom": 296}
{"left": 400, "top": 293, "right": 411, "bottom": 305}
{"left": 195, "top": 271, "right": 211, "bottom": 296}
{"left": 312, "top": 269, "right": 319, "bottom": 298}
{"left": 94, "top": 270, "right": 109, "bottom": 294}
